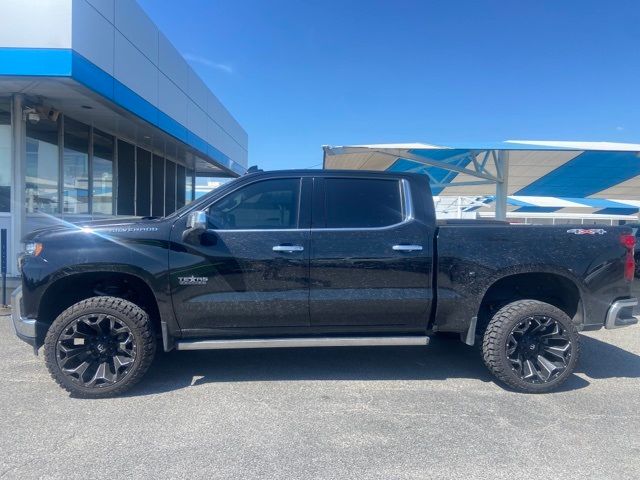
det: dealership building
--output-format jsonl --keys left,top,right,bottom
{"left": 0, "top": 0, "right": 248, "bottom": 277}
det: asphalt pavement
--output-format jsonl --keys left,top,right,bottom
{"left": 1, "top": 303, "right": 639, "bottom": 479}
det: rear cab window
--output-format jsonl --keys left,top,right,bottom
{"left": 322, "top": 177, "right": 404, "bottom": 228}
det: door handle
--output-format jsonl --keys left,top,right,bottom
{"left": 273, "top": 245, "right": 304, "bottom": 252}
{"left": 392, "top": 244, "right": 423, "bottom": 252}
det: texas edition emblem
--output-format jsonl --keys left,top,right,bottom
{"left": 178, "top": 276, "right": 208, "bottom": 285}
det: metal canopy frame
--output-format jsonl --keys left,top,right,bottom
{"left": 323, "top": 146, "right": 510, "bottom": 220}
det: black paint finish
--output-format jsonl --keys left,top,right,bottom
{"left": 309, "top": 175, "right": 434, "bottom": 332}
{"left": 17, "top": 169, "right": 635, "bottom": 351}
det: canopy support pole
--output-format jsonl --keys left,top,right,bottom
{"left": 495, "top": 150, "right": 509, "bottom": 221}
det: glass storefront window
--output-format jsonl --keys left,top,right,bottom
{"left": 165, "top": 160, "right": 176, "bottom": 215}
{"left": 0, "top": 100, "right": 10, "bottom": 212}
{"left": 63, "top": 117, "right": 89, "bottom": 214}
{"left": 151, "top": 154, "right": 165, "bottom": 217}
{"left": 92, "top": 129, "right": 114, "bottom": 215}
{"left": 26, "top": 117, "right": 59, "bottom": 214}
{"left": 185, "top": 169, "right": 194, "bottom": 204}
{"left": 136, "top": 148, "right": 151, "bottom": 216}
{"left": 176, "top": 164, "right": 186, "bottom": 209}
{"left": 117, "top": 140, "right": 135, "bottom": 216}
{"left": 22, "top": 113, "right": 209, "bottom": 219}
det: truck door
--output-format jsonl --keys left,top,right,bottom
{"left": 309, "top": 175, "right": 433, "bottom": 332}
{"left": 169, "top": 176, "right": 311, "bottom": 334}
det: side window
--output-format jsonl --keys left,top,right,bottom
{"left": 207, "top": 178, "right": 300, "bottom": 230}
{"left": 325, "top": 178, "right": 403, "bottom": 228}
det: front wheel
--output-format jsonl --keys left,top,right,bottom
{"left": 482, "top": 299, "right": 580, "bottom": 393}
{"left": 44, "top": 296, "right": 156, "bottom": 398}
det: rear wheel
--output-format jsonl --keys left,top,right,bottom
{"left": 482, "top": 299, "right": 580, "bottom": 393}
{"left": 44, "top": 296, "right": 156, "bottom": 398}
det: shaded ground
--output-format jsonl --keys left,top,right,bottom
{"left": 1, "top": 307, "right": 639, "bottom": 479}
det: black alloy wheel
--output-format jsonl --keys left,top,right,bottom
{"left": 56, "top": 313, "right": 137, "bottom": 387}
{"left": 44, "top": 296, "right": 156, "bottom": 398}
{"left": 482, "top": 299, "right": 580, "bottom": 393}
{"left": 505, "top": 315, "right": 572, "bottom": 384}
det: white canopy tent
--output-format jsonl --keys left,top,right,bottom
{"left": 322, "top": 141, "right": 640, "bottom": 221}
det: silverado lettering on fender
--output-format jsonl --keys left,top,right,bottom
{"left": 10, "top": 170, "right": 638, "bottom": 397}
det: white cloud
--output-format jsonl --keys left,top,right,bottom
{"left": 616, "top": 126, "right": 625, "bottom": 131}
{"left": 184, "top": 53, "right": 233, "bottom": 74}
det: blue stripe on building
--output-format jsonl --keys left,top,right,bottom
{"left": 0, "top": 48, "right": 72, "bottom": 76}
{"left": 0, "top": 47, "right": 245, "bottom": 175}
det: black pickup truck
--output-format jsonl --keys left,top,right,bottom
{"left": 11, "top": 169, "right": 638, "bottom": 397}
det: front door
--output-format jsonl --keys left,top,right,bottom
{"left": 309, "top": 176, "right": 433, "bottom": 333}
{"left": 169, "top": 176, "right": 311, "bottom": 335}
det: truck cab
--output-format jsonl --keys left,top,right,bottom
{"left": 170, "top": 171, "right": 434, "bottom": 340}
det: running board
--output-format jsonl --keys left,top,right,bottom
{"left": 175, "top": 336, "right": 430, "bottom": 351}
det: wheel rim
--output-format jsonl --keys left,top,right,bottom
{"left": 56, "top": 313, "right": 137, "bottom": 388}
{"left": 506, "top": 315, "right": 573, "bottom": 384}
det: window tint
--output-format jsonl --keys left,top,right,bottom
{"left": 152, "top": 154, "right": 165, "bottom": 217}
{"left": 176, "top": 164, "right": 186, "bottom": 209}
{"left": 325, "top": 178, "right": 403, "bottom": 228}
{"left": 208, "top": 178, "right": 300, "bottom": 230}
{"left": 165, "top": 160, "right": 176, "bottom": 215}
{"left": 117, "top": 140, "right": 135, "bottom": 215}
{"left": 136, "top": 148, "right": 151, "bottom": 216}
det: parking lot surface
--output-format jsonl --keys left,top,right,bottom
{"left": 1, "top": 304, "right": 640, "bottom": 479}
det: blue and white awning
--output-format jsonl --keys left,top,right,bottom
{"left": 323, "top": 141, "right": 640, "bottom": 204}
{"left": 465, "top": 196, "right": 640, "bottom": 215}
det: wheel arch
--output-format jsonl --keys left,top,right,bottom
{"left": 36, "top": 269, "right": 162, "bottom": 347}
{"left": 476, "top": 271, "right": 584, "bottom": 336}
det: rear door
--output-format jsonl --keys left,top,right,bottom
{"left": 309, "top": 175, "right": 434, "bottom": 332}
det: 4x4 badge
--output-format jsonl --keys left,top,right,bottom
{"left": 567, "top": 228, "right": 607, "bottom": 235}
{"left": 178, "top": 276, "right": 208, "bottom": 285}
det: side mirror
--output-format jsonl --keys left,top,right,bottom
{"left": 182, "top": 211, "right": 207, "bottom": 243}
{"left": 186, "top": 210, "right": 207, "bottom": 232}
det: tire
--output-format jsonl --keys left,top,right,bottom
{"left": 482, "top": 299, "right": 580, "bottom": 393}
{"left": 44, "top": 296, "right": 156, "bottom": 398}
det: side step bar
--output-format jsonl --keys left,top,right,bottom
{"left": 175, "top": 336, "right": 430, "bottom": 351}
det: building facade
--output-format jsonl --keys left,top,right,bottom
{"left": 0, "top": 0, "right": 248, "bottom": 277}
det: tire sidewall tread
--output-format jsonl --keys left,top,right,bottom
{"left": 44, "top": 296, "right": 156, "bottom": 398}
{"left": 481, "top": 299, "right": 580, "bottom": 393}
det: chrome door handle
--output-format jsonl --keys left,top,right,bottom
{"left": 273, "top": 245, "right": 304, "bottom": 252}
{"left": 392, "top": 244, "right": 423, "bottom": 252}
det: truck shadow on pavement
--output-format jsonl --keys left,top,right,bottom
{"left": 126, "top": 334, "right": 639, "bottom": 397}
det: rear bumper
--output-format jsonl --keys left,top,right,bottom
{"left": 10, "top": 286, "right": 38, "bottom": 350}
{"left": 605, "top": 298, "right": 638, "bottom": 329}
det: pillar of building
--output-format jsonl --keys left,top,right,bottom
{"left": 10, "top": 94, "right": 25, "bottom": 276}
{"left": 495, "top": 150, "right": 509, "bottom": 221}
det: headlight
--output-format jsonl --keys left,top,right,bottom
{"left": 25, "top": 242, "right": 43, "bottom": 256}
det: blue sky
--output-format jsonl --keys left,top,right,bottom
{"left": 138, "top": 0, "right": 640, "bottom": 171}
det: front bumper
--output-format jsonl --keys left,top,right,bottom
{"left": 605, "top": 298, "right": 638, "bottom": 329}
{"left": 10, "top": 286, "right": 38, "bottom": 351}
